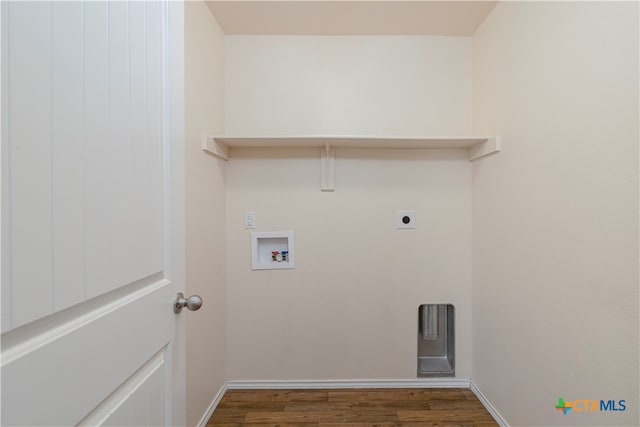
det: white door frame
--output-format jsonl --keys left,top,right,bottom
{"left": 167, "top": 0, "right": 186, "bottom": 425}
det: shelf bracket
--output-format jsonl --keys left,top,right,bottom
{"left": 320, "top": 143, "right": 335, "bottom": 192}
{"left": 202, "top": 134, "right": 229, "bottom": 161}
{"left": 469, "top": 135, "right": 501, "bottom": 161}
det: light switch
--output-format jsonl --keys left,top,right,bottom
{"left": 244, "top": 211, "right": 256, "bottom": 229}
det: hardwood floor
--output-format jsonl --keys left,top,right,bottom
{"left": 206, "top": 388, "right": 499, "bottom": 426}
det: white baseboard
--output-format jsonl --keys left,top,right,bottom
{"left": 197, "top": 378, "right": 506, "bottom": 427}
{"left": 470, "top": 380, "right": 509, "bottom": 427}
{"left": 226, "top": 378, "right": 471, "bottom": 389}
{"left": 196, "top": 381, "right": 228, "bottom": 427}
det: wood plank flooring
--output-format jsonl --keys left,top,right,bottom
{"left": 206, "top": 388, "right": 499, "bottom": 426}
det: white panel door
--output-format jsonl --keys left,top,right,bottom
{"left": 1, "top": 1, "right": 187, "bottom": 425}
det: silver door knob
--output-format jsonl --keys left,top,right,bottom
{"left": 174, "top": 292, "right": 203, "bottom": 313}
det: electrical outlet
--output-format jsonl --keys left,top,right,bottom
{"left": 244, "top": 211, "right": 256, "bottom": 229}
{"left": 397, "top": 210, "right": 416, "bottom": 229}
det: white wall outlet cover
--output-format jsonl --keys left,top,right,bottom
{"left": 244, "top": 211, "right": 256, "bottom": 229}
{"left": 397, "top": 210, "right": 416, "bottom": 229}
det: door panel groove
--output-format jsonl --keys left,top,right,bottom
{"left": 2, "top": 272, "right": 167, "bottom": 363}
{"left": 77, "top": 346, "right": 167, "bottom": 427}
{"left": 1, "top": 277, "right": 175, "bottom": 426}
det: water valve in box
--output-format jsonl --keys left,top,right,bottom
{"left": 251, "top": 231, "right": 295, "bottom": 270}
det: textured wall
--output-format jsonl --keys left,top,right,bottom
{"left": 472, "top": 2, "right": 639, "bottom": 425}
{"left": 185, "top": 2, "right": 226, "bottom": 425}
{"left": 225, "top": 36, "right": 472, "bottom": 136}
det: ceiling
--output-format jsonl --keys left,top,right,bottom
{"left": 205, "top": 1, "right": 499, "bottom": 36}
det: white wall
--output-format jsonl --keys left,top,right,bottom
{"left": 472, "top": 2, "right": 639, "bottom": 426}
{"left": 226, "top": 148, "right": 472, "bottom": 379}
{"left": 184, "top": 2, "right": 226, "bottom": 425}
{"left": 224, "top": 36, "right": 473, "bottom": 380}
{"left": 225, "top": 36, "right": 471, "bottom": 135}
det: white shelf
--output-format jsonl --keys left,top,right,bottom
{"left": 214, "top": 135, "right": 494, "bottom": 148}
{"left": 202, "top": 134, "right": 500, "bottom": 191}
